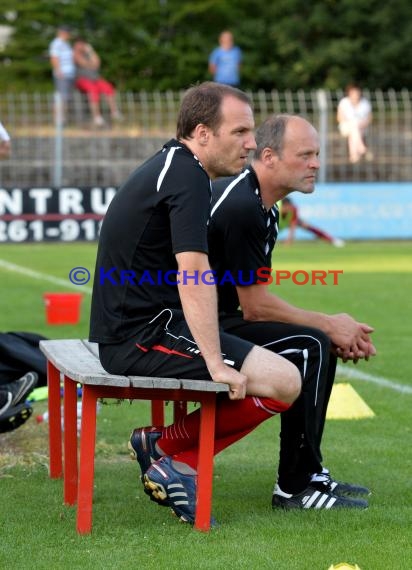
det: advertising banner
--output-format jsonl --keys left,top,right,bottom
{"left": 1, "top": 183, "right": 411, "bottom": 243}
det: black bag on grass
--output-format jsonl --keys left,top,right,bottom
{"left": 0, "top": 332, "right": 48, "bottom": 387}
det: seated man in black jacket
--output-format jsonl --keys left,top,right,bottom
{"left": 209, "top": 114, "right": 376, "bottom": 510}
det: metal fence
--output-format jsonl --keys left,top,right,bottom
{"left": 0, "top": 89, "right": 411, "bottom": 187}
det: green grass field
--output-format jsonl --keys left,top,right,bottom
{"left": 1, "top": 240, "right": 411, "bottom": 570}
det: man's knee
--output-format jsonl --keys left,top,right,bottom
{"left": 242, "top": 345, "right": 301, "bottom": 404}
{"left": 275, "top": 361, "right": 301, "bottom": 404}
{"left": 263, "top": 355, "right": 302, "bottom": 404}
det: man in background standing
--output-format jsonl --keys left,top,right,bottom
{"left": 208, "top": 30, "right": 242, "bottom": 87}
{"left": 49, "top": 24, "right": 75, "bottom": 124}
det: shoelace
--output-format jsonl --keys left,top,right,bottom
{"left": 311, "top": 473, "right": 333, "bottom": 486}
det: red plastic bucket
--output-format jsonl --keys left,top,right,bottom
{"left": 43, "top": 292, "right": 83, "bottom": 325}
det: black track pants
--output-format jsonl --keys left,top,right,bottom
{"left": 220, "top": 312, "right": 337, "bottom": 494}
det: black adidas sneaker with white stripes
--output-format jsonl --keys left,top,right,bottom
{"left": 272, "top": 484, "right": 368, "bottom": 510}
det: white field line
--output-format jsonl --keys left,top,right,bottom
{"left": 0, "top": 258, "right": 92, "bottom": 294}
{"left": 337, "top": 364, "right": 412, "bottom": 394}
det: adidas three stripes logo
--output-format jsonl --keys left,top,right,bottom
{"left": 301, "top": 490, "right": 337, "bottom": 509}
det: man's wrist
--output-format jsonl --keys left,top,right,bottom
{"left": 206, "top": 358, "right": 227, "bottom": 377}
{"left": 317, "top": 313, "right": 334, "bottom": 337}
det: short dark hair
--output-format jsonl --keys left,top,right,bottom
{"left": 176, "top": 81, "right": 252, "bottom": 140}
{"left": 253, "top": 114, "right": 293, "bottom": 159}
{"left": 345, "top": 83, "right": 361, "bottom": 95}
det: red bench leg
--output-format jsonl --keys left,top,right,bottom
{"left": 195, "top": 393, "right": 216, "bottom": 531}
{"left": 47, "top": 361, "right": 62, "bottom": 479}
{"left": 77, "top": 385, "right": 98, "bottom": 534}
{"left": 151, "top": 399, "right": 165, "bottom": 426}
{"left": 173, "top": 400, "right": 187, "bottom": 422}
{"left": 63, "top": 375, "right": 78, "bottom": 505}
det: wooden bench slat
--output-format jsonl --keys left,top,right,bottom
{"left": 129, "top": 376, "right": 181, "bottom": 389}
{"left": 40, "top": 339, "right": 229, "bottom": 393}
{"left": 82, "top": 339, "right": 99, "bottom": 358}
{"left": 39, "top": 339, "right": 130, "bottom": 386}
{"left": 180, "top": 379, "right": 228, "bottom": 392}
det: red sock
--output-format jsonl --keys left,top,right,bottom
{"left": 306, "top": 224, "right": 334, "bottom": 243}
{"left": 158, "top": 395, "right": 290, "bottom": 470}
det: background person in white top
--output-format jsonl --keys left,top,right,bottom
{"left": 337, "top": 84, "right": 372, "bottom": 164}
{"left": 49, "top": 24, "right": 76, "bottom": 124}
{"left": 0, "top": 121, "right": 11, "bottom": 159}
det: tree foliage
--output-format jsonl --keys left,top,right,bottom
{"left": 1, "top": 0, "right": 412, "bottom": 92}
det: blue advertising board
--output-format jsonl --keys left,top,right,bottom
{"left": 279, "top": 183, "right": 412, "bottom": 241}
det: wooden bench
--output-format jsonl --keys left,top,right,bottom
{"left": 39, "top": 339, "right": 228, "bottom": 534}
